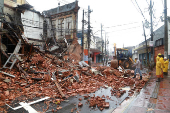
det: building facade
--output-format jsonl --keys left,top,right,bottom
{"left": 77, "top": 30, "right": 102, "bottom": 63}
{"left": 133, "top": 18, "right": 170, "bottom": 66}
{"left": 133, "top": 38, "right": 151, "bottom": 66}
{"left": 43, "top": 1, "right": 79, "bottom": 41}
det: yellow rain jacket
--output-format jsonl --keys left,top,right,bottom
{"left": 159, "top": 57, "right": 164, "bottom": 69}
{"left": 156, "top": 56, "right": 160, "bottom": 62}
{"left": 163, "top": 60, "right": 169, "bottom": 72}
{"left": 156, "top": 57, "right": 162, "bottom": 76}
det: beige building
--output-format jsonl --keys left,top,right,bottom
{"left": 43, "top": 1, "right": 80, "bottom": 40}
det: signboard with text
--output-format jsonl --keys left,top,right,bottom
{"left": 149, "top": 41, "right": 154, "bottom": 47}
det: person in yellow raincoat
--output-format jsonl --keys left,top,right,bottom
{"left": 156, "top": 54, "right": 162, "bottom": 82}
{"left": 163, "top": 57, "right": 169, "bottom": 75}
{"left": 159, "top": 55, "right": 164, "bottom": 78}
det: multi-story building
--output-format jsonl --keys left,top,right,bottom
{"left": 43, "top": 1, "right": 79, "bottom": 41}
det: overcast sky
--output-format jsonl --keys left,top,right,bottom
{"left": 26, "top": 0, "right": 169, "bottom": 50}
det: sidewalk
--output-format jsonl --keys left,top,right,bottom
{"left": 114, "top": 69, "right": 170, "bottom": 113}
{"left": 153, "top": 71, "right": 170, "bottom": 113}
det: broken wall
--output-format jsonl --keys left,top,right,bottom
{"left": 3, "top": 5, "right": 21, "bottom": 23}
{"left": 44, "top": 17, "right": 52, "bottom": 39}
{"left": 2, "top": 4, "right": 21, "bottom": 55}
{"left": 21, "top": 10, "right": 44, "bottom": 46}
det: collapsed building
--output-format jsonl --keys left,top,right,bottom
{"left": 0, "top": 0, "right": 80, "bottom": 64}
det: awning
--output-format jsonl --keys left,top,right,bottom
{"left": 90, "top": 48, "right": 101, "bottom": 53}
{"left": 117, "top": 48, "right": 128, "bottom": 51}
{"left": 133, "top": 45, "right": 150, "bottom": 51}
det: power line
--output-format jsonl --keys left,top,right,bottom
{"left": 106, "top": 26, "right": 142, "bottom": 34}
{"left": 103, "top": 22, "right": 140, "bottom": 29}
{"left": 145, "top": 0, "right": 150, "bottom": 6}
{"left": 134, "top": 0, "right": 146, "bottom": 20}
{"left": 131, "top": 0, "right": 142, "bottom": 14}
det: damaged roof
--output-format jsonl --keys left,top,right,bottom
{"left": 43, "top": 1, "right": 79, "bottom": 16}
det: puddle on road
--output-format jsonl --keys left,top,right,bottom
{"left": 54, "top": 86, "right": 132, "bottom": 113}
{"left": 7, "top": 85, "right": 144, "bottom": 113}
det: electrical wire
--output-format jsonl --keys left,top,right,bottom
{"left": 131, "top": 0, "right": 142, "bottom": 14}
{"left": 134, "top": 0, "right": 146, "bottom": 20}
{"left": 103, "top": 22, "right": 140, "bottom": 29}
{"left": 106, "top": 26, "right": 142, "bottom": 34}
{"left": 145, "top": 0, "right": 150, "bottom": 6}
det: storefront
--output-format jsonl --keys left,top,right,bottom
{"left": 90, "top": 48, "right": 101, "bottom": 63}
{"left": 134, "top": 45, "right": 151, "bottom": 66}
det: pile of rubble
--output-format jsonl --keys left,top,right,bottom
{"left": 0, "top": 38, "right": 150, "bottom": 112}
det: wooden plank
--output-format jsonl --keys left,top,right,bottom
{"left": 0, "top": 71, "right": 15, "bottom": 77}
{"left": 51, "top": 72, "right": 65, "bottom": 97}
{"left": 54, "top": 80, "right": 65, "bottom": 98}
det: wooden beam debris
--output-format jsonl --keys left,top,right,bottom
{"left": 52, "top": 72, "right": 65, "bottom": 97}
{"left": 0, "top": 71, "right": 15, "bottom": 78}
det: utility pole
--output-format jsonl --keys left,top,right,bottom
{"left": 82, "top": 9, "right": 84, "bottom": 61}
{"left": 106, "top": 37, "right": 109, "bottom": 65}
{"left": 101, "top": 24, "right": 104, "bottom": 66}
{"left": 87, "top": 6, "right": 92, "bottom": 66}
{"left": 143, "top": 21, "right": 149, "bottom": 67}
{"left": 150, "top": 0, "right": 154, "bottom": 69}
{"left": 164, "top": 0, "right": 168, "bottom": 58}
{"left": 104, "top": 33, "right": 107, "bottom": 66}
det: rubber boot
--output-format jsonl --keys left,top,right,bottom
{"left": 133, "top": 75, "right": 136, "bottom": 78}
{"left": 139, "top": 76, "right": 142, "bottom": 80}
{"left": 156, "top": 78, "right": 160, "bottom": 82}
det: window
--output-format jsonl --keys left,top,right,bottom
{"left": 65, "top": 17, "right": 72, "bottom": 35}
{"left": 159, "top": 38, "right": 163, "bottom": 46}
{"left": 58, "top": 18, "right": 64, "bottom": 37}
